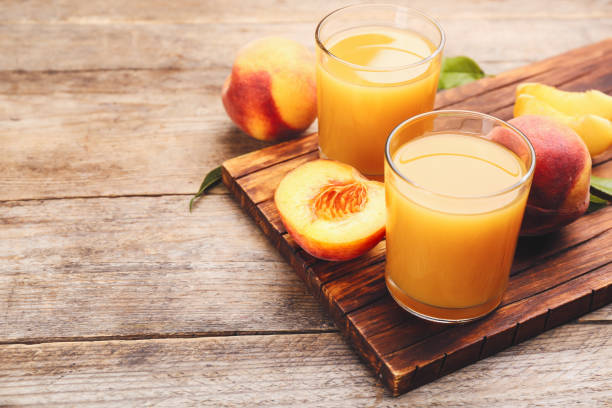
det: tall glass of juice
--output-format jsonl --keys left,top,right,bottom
{"left": 385, "top": 110, "right": 536, "bottom": 323}
{"left": 315, "top": 4, "right": 445, "bottom": 178}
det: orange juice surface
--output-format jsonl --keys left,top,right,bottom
{"left": 385, "top": 133, "right": 529, "bottom": 321}
{"left": 317, "top": 26, "right": 441, "bottom": 176}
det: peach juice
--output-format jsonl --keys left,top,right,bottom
{"left": 385, "top": 111, "right": 535, "bottom": 323}
{"left": 315, "top": 5, "right": 445, "bottom": 177}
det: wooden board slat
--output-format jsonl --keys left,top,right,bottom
{"left": 222, "top": 39, "right": 612, "bottom": 396}
{"left": 1, "top": 321, "right": 611, "bottom": 407}
{"left": 0, "top": 68, "right": 273, "bottom": 201}
{"left": 1, "top": 15, "right": 609, "bottom": 73}
{"left": 0, "top": 195, "right": 335, "bottom": 343}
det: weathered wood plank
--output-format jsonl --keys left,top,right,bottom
{"left": 0, "top": 3, "right": 609, "bottom": 73}
{"left": 0, "top": 195, "right": 334, "bottom": 343}
{"left": 511, "top": 206, "right": 612, "bottom": 273}
{"left": 237, "top": 151, "right": 320, "bottom": 205}
{"left": 3, "top": 0, "right": 610, "bottom": 24}
{"left": 0, "top": 320, "right": 610, "bottom": 407}
{"left": 0, "top": 69, "right": 295, "bottom": 201}
{"left": 223, "top": 134, "right": 318, "bottom": 179}
{"left": 579, "top": 303, "right": 612, "bottom": 321}
{"left": 593, "top": 158, "right": 612, "bottom": 178}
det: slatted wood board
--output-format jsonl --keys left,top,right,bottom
{"left": 221, "top": 39, "right": 612, "bottom": 396}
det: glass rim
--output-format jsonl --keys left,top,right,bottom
{"left": 314, "top": 3, "right": 446, "bottom": 72}
{"left": 385, "top": 110, "right": 536, "bottom": 200}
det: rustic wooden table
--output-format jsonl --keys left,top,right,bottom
{"left": 1, "top": 1, "right": 611, "bottom": 406}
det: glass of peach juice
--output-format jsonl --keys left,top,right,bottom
{"left": 385, "top": 111, "right": 536, "bottom": 323}
{"left": 315, "top": 4, "right": 445, "bottom": 178}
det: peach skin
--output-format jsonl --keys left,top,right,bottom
{"left": 222, "top": 37, "right": 317, "bottom": 141}
{"left": 514, "top": 93, "right": 612, "bottom": 157}
{"left": 508, "top": 115, "right": 591, "bottom": 235}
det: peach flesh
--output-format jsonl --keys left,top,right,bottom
{"left": 274, "top": 160, "right": 385, "bottom": 261}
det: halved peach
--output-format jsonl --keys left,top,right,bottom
{"left": 274, "top": 159, "right": 385, "bottom": 261}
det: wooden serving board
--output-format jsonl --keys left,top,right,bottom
{"left": 221, "top": 39, "right": 612, "bottom": 396}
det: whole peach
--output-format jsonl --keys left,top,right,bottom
{"left": 222, "top": 37, "right": 317, "bottom": 141}
{"left": 508, "top": 115, "right": 591, "bottom": 235}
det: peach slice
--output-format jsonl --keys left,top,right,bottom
{"left": 516, "top": 83, "right": 612, "bottom": 119}
{"left": 514, "top": 93, "right": 612, "bottom": 156}
{"left": 274, "top": 160, "right": 385, "bottom": 261}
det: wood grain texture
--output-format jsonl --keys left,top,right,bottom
{"left": 0, "top": 321, "right": 610, "bottom": 407}
{"left": 0, "top": 0, "right": 610, "bottom": 73}
{"left": 0, "top": 195, "right": 334, "bottom": 343}
{"left": 0, "top": 4, "right": 610, "bottom": 202}
{"left": 0, "top": 68, "right": 285, "bottom": 201}
{"left": 222, "top": 41, "right": 612, "bottom": 395}
{"left": 3, "top": 0, "right": 611, "bottom": 23}
{"left": 2, "top": 0, "right": 612, "bottom": 405}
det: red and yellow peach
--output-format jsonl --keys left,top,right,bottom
{"left": 222, "top": 37, "right": 317, "bottom": 141}
{"left": 508, "top": 115, "right": 592, "bottom": 235}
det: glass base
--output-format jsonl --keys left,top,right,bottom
{"left": 386, "top": 275, "right": 502, "bottom": 324}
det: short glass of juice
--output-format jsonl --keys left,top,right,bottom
{"left": 315, "top": 4, "right": 445, "bottom": 178}
{"left": 385, "top": 110, "right": 536, "bottom": 323}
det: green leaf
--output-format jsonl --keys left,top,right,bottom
{"left": 189, "top": 166, "right": 222, "bottom": 212}
{"left": 590, "top": 176, "right": 612, "bottom": 201}
{"left": 587, "top": 193, "right": 609, "bottom": 213}
{"left": 438, "top": 56, "right": 486, "bottom": 90}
